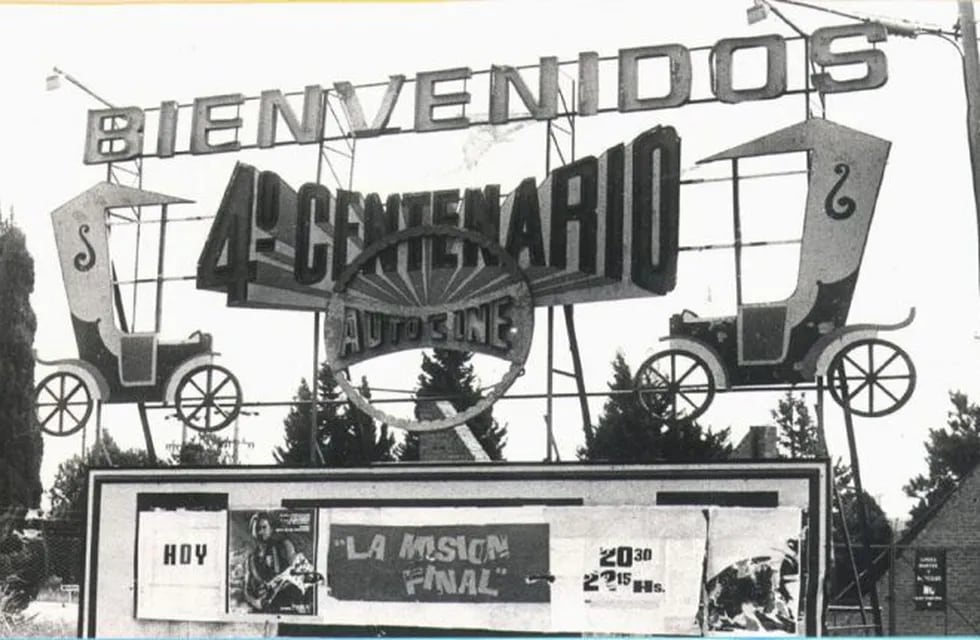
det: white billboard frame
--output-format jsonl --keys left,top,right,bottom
{"left": 81, "top": 460, "right": 830, "bottom": 637}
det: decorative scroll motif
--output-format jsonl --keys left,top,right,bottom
{"left": 824, "top": 163, "right": 855, "bottom": 220}
{"left": 73, "top": 224, "right": 96, "bottom": 271}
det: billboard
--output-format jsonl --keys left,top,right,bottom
{"left": 82, "top": 25, "right": 887, "bottom": 165}
{"left": 195, "top": 125, "right": 681, "bottom": 310}
{"left": 81, "top": 461, "right": 828, "bottom": 637}
{"left": 35, "top": 11, "right": 906, "bottom": 438}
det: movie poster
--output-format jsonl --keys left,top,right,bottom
{"left": 227, "top": 508, "right": 320, "bottom": 616}
{"left": 704, "top": 507, "right": 803, "bottom": 635}
{"left": 327, "top": 522, "right": 551, "bottom": 603}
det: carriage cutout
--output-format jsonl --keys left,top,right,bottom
{"left": 34, "top": 183, "right": 243, "bottom": 437}
{"left": 634, "top": 119, "right": 915, "bottom": 422}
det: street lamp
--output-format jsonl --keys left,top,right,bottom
{"left": 46, "top": 66, "right": 115, "bottom": 109}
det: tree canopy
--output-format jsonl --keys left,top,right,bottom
{"left": 275, "top": 363, "right": 396, "bottom": 466}
{"left": 0, "top": 221, "right": 43, "bottom": 510}
{"left": 400, "top": 349, "right": 508, "bottom": 461}
{"left": 48, "top": 431, "right": 157, "bottom": 521}
{"left": 578, "top": 352, "right": 730, "bottom": 462}
{"left": 170, "top": 431, "right": 236, "bottom": 466}
{"left": 904, "top": 391, "right": 980, "bottom": 522}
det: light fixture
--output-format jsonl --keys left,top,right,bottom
{"left": 45, "top": 67, "right": 62, "bottom": 91}
{"left": 747, "top": 0, "right": 770, "bottom": 25}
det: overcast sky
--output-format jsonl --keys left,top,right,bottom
{"left": 2, "top": 0, "right": 976, "bottom": 522}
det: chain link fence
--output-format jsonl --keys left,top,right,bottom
{"left": 0, "top": 512, "right": 83, "bottom": 636}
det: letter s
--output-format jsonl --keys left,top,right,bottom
{"left": 810, "top": 23, "right": 888, "bottom": 94}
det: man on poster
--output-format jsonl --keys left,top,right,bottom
{"left": 243, "top": 511, "right": 312, "bottom": 614}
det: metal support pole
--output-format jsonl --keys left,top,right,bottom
{"left": 544, "top": 118, "right": 555, "bottom": 462}
{"left": 888, "top": 528, "right": 896, "bottom": 635}
{"left": 563, "top": 305, "right": 593, "bottom": 446}
{"left": 309, "top": 88, "right": 329, "bottom": 467}
{"left": 137, "top": 402, "right": 157, "bottom": 464}
{"left": 552, "top": 85, "right": 591, "bottom": 448}
{"left": 815, "top": 376, "right": 828, "bottom": 457}
{"left": 153, "top": 204, "right": 168, "bottom": 333}
{"left": 834, "top": 482, "right": 868, "bottom": 624}
{"left": 731, "top": 159, "right": 744, "bottom": 306}
{"left": 821, "top": 381, "right": 866, "bottom": 623}
{"left": 131, "top": 207, "right": 142, "bottom": 328}
{"left": 838, "top": 364, "right": 883, "bottom": 635}
{"left": 803, "top": 37, "right": 812, "bottom": 120}
{"left": 815, "top": 376, "right": 835, "bottom": 628}
{"left": 957, "top": 0, "right": 980, "bottom": 294}
{"left": 546, "top": 306, "right": 555, "bottom": 462}
{"left": 310, "top": 313, "right": 321, "bottom": 466}
{"left": 95, "top": 401, "right": 102, "bottom": 453}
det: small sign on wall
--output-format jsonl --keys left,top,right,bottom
{"left": 913, "top": 549, "right": 946, "bottom": 611}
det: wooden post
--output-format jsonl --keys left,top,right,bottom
{"left": 888, "top": 527, "right": 897, "bottom": 635}
{"left": 958, "top": 0, "right": 980, "bottom": 292}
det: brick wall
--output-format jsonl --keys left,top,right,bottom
{"left": 867, "top": 469, "right": 980, "bottom": 635}
{"left": 419, "top": 429, "right": 482, "bottom": 462}
{"left": 416, "top": 400, "right": 490, "bottom": 462}
{"left": 732, "top": 425, "right": 779, "bottom": 459}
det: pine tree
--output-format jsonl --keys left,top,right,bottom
{"left": 904, "top": 391, "right": 980, "bottom": 522}
{"left": 399, "top": 349, "right": 508, "bottom": 461}
{"left": 275, "top": 378, "right": 321, "bottom": 466}
{"left": 275, "top": 363, "right": 395, "bottom": 466}
{"left": 578, "top": 352, "right": 730, "bottom": 462}
{"left": 772, "top": 391, "right": 822, "bottom": 458}
{"left": 0, "top": 221, "right": 43, "bottom": 510}
{"left": 772, "top": 391, "right": 857, "bottom": 482}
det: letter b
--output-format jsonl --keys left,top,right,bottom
{"left": 84, "top": 107, "right": 145, "bottom": 164}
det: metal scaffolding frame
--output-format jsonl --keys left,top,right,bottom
{"left": 542, "top": 81, "right": 594, "bottom": 462}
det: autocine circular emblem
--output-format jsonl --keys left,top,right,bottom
{"left": 324, "top": 225, "right": 534, "bottom": 432}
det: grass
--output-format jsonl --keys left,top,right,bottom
{"left": 1, "top": 606, "right": 77, "bottom": 638}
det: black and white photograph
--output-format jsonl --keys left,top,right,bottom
{"left": 1, "top": 0, "right": 980, "bottom": 636}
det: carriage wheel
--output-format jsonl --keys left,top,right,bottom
{"left": 633, "top": 349, "right": 716, "bottom": 423}
{"left": 34, "top": 372, "right": 93, "bottom": 437}
{"left": 175, "top": 364, "right": 243, "bottom": 432}
{"left": 827, "top": 338, "right": 916, "bottom": 418}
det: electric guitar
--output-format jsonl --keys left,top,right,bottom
{"left": 252, "top": 553, "right": 323, "bottom": 611}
